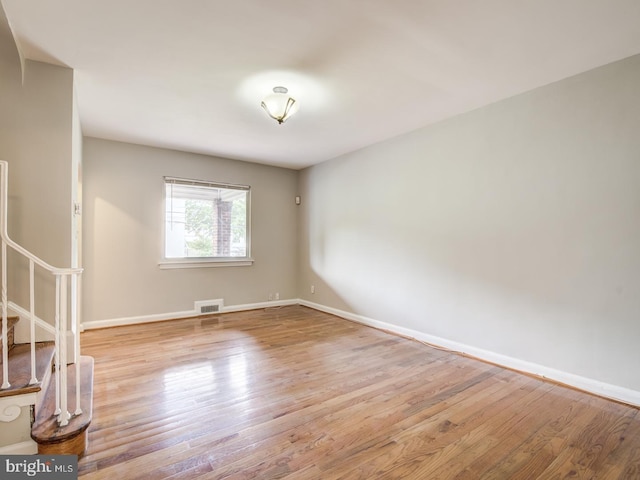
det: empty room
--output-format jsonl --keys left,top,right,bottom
{"left": 0, "top": 1, "right": 639, "bottom": 479}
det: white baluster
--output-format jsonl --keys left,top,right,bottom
{"left": 72, "top": 272, "right": 82, "bottom": 415}
{"left": 29, "top": 259, "right": 37, "bottom": 385}
{"left": 58, "top": 277, "right": 70, "bottom": 426}
{"left": 54, "top": 276, "right": 61, "bottom": 416}
{"left": 1, "top": 240, "right": 9, "bottom": 389}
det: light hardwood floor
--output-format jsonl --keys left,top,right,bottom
{"left": 78, "top": 305, "right": 640, "bottom": 479}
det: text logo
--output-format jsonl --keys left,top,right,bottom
{"left": 0, "top": 455, "right": 77, "bottom": 479}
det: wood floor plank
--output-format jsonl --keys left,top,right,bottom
{"left": 77, "top": 305, "right": 640, "bottom": 479}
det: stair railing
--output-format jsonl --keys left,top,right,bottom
{"left": 0, "top": 160, "right": 82, "bottom": 427}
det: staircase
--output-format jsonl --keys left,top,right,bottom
{"left": 0, "top": 160, "right": 93, "bottom": 456}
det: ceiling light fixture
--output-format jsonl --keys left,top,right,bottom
{"left": 261, "top": 86, "right": 299, "bottom": 124}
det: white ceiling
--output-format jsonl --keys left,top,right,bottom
{"left": 3, "top": 1, "right": 640, "bottom": 170}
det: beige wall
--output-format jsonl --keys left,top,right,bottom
{"left": 82, "top": 138, "right": 299, "bottom": 324}
{"left": 0, "top": 60, "right": 75, "bottom": 266}
{"left": 0, "top": 10, "right": 76, "bottom": 316}
{"left": 299, "top": 54, "right": 640, "bottom": 393}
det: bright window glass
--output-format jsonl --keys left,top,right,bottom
{"left": 164, "top": 177, "right": 250, "bottom": 260}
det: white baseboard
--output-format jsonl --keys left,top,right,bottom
{"left": 221, "top": 298, "right": 299, "bottom": 313}
{"left": 81, "top": 298, "right": 298, "bottom": 330}
{"left": 81, "top": 309, "right": 196, "bottom": 330}
{"left": 299, "top": 299, "right": 640, "bottom": 408}
{"left": 80, "top": 298, "right": 640, "bottom": 407}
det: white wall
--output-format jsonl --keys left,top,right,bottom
{"left": 299, "top": 54, "right": 640, "bottom": 396}
{"left": 82, "top": 138, "right": 299, "bottom": 325}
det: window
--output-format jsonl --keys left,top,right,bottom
{"left": 162, "top": 177, "right": 251, "bottom": 268}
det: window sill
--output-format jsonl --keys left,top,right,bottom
{"left": 159, "top": 258, "right": 254, "bottom": 269}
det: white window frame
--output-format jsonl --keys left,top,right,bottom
{"left": 159, "top": 176, "right": 253, "bottom": 269}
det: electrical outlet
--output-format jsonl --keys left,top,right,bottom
{"left": 275, "top": 292, "right": 279, "bottom": 300}
{"left": 311, "top": 285, "right": 315, "bottom": 294}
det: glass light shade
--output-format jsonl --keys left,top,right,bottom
{"left": 261, "top": 87, "right": 299, "bottom": 124}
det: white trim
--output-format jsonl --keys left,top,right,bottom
{"left": 0, "top": 440, "right": 38, "bottom": 455}
{"left": 8, "top": 301, "right": 56, "bottom": 336}
{"left": 158, "top": 258, "right": 254, "bottom": 269}
{"left": 222, "top": 298, "right": 298, "bottom": 313}
{"left": 298, "top": 299, "right": 640, "bottom": 408}
{"left": 81, "top": 299, "right": 298, "bottom": 330}
{"left": 0, "top": 394, "right": 38, "bottom": 455}
{"left": 82, "top": 309, "right": 197, "bottom": 330}
{"left": 0, "top": 392, "right": 37, "bottom": 422}
{"left": 162, "top": 176, "right": 252, "bottom": 265}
